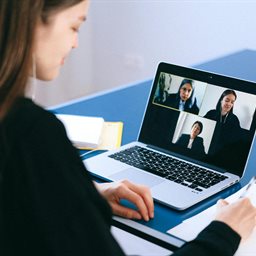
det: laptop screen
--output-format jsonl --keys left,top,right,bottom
{"left": 139, "top": 63, "right": 256, "bottom": 177}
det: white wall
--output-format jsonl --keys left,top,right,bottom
{"left": 35, "top": 0, "right": 256, "bottom": 107}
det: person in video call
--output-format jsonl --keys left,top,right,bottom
{"left": 176, "top": 121, "right": 206, "bottom": 157}
{"left": 165, "top": 78, "right": 199, "bottom": 114}
{"left": 154, "top": 73, "right": 172, "bottom": 104}
{"left": 204, "top": 89, "right": 241, "bottom": 155}
{"left": 204, "top": 89, "right": 240, "bottom": 128}
{"left": 1, "top": 1, "right": 256, "bottom": 256}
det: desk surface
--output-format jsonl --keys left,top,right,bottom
{"left": 54, "top": 49, "right": 256, "bottom": 248}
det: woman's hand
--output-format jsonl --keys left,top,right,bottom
{"left": 215, "top": 198, "right": 256, "bottom": 241}
{"left": 94, "top": 180, "right": 154, "bottom": 221}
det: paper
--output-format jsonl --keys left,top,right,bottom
{"left": 167, "top": 185, "right": 256, "bottom": 256}
{"left": 56, "top": 114, "right": 123, "bottom": 151}
{"left": 82, "top": 122, "right": 123, "bottom": 150}
{"left": 56, "top": 114, "right": 104, "bottom": 148}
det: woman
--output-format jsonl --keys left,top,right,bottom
{"left": 204, "top": 89, "right": 240, "bottom": 127}
{"left": 165, "top": 79, "right": 199, "bottom": 114}
{"left": 154, "top": 73, "right": 171, "bottom": 104}
{"left": 0, "top": 1, "right": 255, "bottom": 255}
{"left": 176, "top": 121, "right": 206, "bottom": 156}
{"left": 204, "top": 89, "right": 241, "bottom": 156}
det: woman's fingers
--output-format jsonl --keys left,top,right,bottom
{"left": 115, "top": 181, "right": 151, "bottom": 221}
{"left": 216, "top": 199, "right": 229, "bottom": 209}
{"left": 95, "top": 180, "right": 154, "bottom": 221}
{"left": 121, "top": 180, "right": 154, "bottom": 218}
{"left": 110, "top": 202, "right": 142, "bottom": 220}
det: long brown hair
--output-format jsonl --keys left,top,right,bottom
{"left": 0, "top": 0, "right": 85, "bottom": 120}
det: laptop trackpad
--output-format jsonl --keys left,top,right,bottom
{"left": 109, "top": 168, "right": 164, "bottom": 188}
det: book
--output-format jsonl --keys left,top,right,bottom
{"left": 88, "top": 122, "right": 123, "bottom": 151}
{"left": 56, "top": 114, "right": 123, "bottom": 150}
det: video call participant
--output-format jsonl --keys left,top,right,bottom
{"left": 204, "top": 89, "right": 243, "bottom": 171}
{"left": 165, "top": 79, "right": 199, "bottom": 114}
{"left": 204, "top": 89, "right": 240, "bottom": 128}
{"left": 175, "top": 121, "right": 206, "bottom": 158}
{"left": 204, "top": 89, "right": 241, "bottom": 150}
{"left": 154, "top": 73, "right": 172, "bottom": 104}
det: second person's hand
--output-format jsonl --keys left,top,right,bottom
{"left": 215, "top": 198, "right": 256, "bottom": 241}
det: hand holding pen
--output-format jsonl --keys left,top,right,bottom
{"left": 215, "top": 176, "right": 256, "bottom": 241}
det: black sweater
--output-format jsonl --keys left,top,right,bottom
{"left": 0, "top": 98, "right": 240, "bottom": 255}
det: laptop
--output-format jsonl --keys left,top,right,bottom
{"left": 84, "top": 62, "right": 256, "bottom": 210}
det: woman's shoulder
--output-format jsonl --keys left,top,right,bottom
{"left": 206, "top": 109, "right": 216, "bottom": 114}
{"left": 229, "top": 112, "right": 240, "bottom": 126}
{"left": 8, "top": 97, "right": 51, "bottom": 117}
{"left": 204, "top": 109, "right": 217, "bottom": 117}
{"left": 165, "top": 93, "right": 178, "bottom": 106}
{"left": 177, "top": 134, "right": 189, "bottom": 143}
{"left": 230, "top": 112, "right": 239, "bottom": 120}
{"left": 5, "top": 97, "right": 63, "bottom": 136}
{"left": 167, "top": 93, "right": 177, "bottom": 99}
{"left": 195, "top": 136, "right": 204, "bottom": 143}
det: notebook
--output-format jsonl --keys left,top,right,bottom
{"left": 84, "top": 62, "right": 256, "bottom": 210}
{"left": 56, "top": 114, "right": 104, "bottom": 148}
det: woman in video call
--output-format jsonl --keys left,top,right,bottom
{"left": 1, "top": 1, "right": 256, "bottom": 256}
{"left": 204, "top": 89, "right": 242, "bottom": 167}
{"left": 204, "top": 90, "right": 241, "bottom": 143}
{"left": 165, "top": 78, "right": 199, "bottom": 114}
{"left": 204, "top": 89, "right": 240, "bottom": 128}
{"left": 176, "top": 121, "right": 206, "bottom": 157}
{"left": 154, "top": 73, "right": 171, "bottom": 104}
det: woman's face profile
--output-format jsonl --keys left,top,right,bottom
{"left": 221, "top": 93, "right": 236, "bottom": 114}
{"left": 190, "top": 123, "right": 201, "bottom": 139}
{"left": 179, "top": 83, "right": 192, "bottom": 102}
{"left": 33, "top": 1, "right": 89, "bottom": 81}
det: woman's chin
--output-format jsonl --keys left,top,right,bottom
{"left": 37, "top": 71, "right": 60, "bottom": 81}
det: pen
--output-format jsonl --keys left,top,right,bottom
{"left": 239, "top": 176, "right": 256, "bottom": 198}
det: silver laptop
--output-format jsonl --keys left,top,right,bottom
{"left": 84, "top": 62, "right": 256, "bottom": 210}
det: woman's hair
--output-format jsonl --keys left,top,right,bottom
{"left": 0, "top": 0, "right": 84, "bottom": 120}
{"left": 216, "top": 89, "right": 237, "bottom": 114}
{"left": 191, "top": 121, "right": 203, "bottom": 134}
{"left": 177, "top": 79, "right": 196, "bottom": 108}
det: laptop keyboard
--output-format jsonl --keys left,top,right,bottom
{"left": 109, "top": 146, "right": 228, "bottom": 192}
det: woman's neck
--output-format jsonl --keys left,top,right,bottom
{"left": 220, "top": 111, "right": 229, "bottom": 123}
{"left": 221, "top": 110, "right": 228, "bottom": 116}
